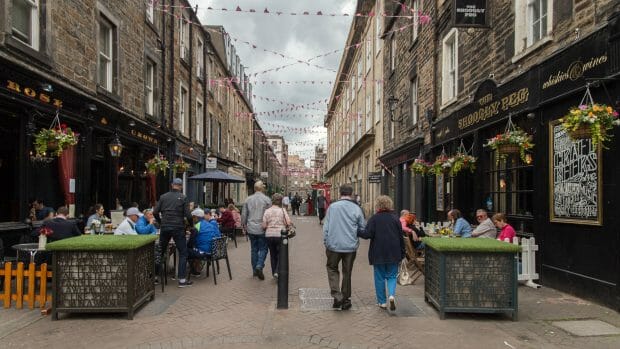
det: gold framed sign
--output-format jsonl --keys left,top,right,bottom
{"left": 436, "top": 173, "right": 445, "bottom": 211}
{"left": 549, "top": 120, "right": 602, "bottom": 225}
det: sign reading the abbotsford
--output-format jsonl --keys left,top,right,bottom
{"left": 453, "top": 0, "right": 488, "bottom": 27}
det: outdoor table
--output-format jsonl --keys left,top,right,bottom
{"left": 423, "top": 237, "right": 521, "bottom": 320}
{"left": 46, "top": 235, "right": 157, "bottom": 320}
{"left": 12, "top": 243, "right": 44, "bottom": 263}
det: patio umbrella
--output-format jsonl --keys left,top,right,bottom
{"left": 188, "top": 170, "right": 245, "bottom": 183}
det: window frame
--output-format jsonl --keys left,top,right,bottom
{"left": 145, "top": 0, "right": 154, "bottom": 23}
{"left": 179, "top": 14, "right": 190, "bottom": 61}
{"left": 375, "top": 82, "right": 382, "bottom": 124}
{"left": 411, "top": 0, "right": 419, "bottom": 44}
{"left": 196, "top": 37, "right": 204, "bottom": 78}
{"left": 145, "top": 59, "right": 155, "bottom": 116}
{"left": 375, "top": 0, "right": 382, "bottom": 56}
{"left": 196, "top": 99, "right": 204, "bottom": 144}
{"left": 513, "top": 0, "right": 553, "bottom": 57}
{"left": 179, "top": 83, "right": 189, "bottom": 137}
{"left": 97, "top": 15, "right": 115, "bottom": 93}
{"left": 441, "top": 28, "right": 458, "bottom": 107}
{"left": 389, "top": 34, "right": 396, "bottom": 73}
{"left": 410, "top": 76, "right": 419, "bottom": 128}
{"left": 11, "top": 0, "right": 40, "bottom": 50}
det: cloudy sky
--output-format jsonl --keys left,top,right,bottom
{"left": 190, "top": 0, "right": 356, "bottom": 164}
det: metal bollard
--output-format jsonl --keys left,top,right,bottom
{"left": 277, "top": 229, "right": 289, "bottom": 309}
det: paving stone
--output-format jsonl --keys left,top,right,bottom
{"left": 552, "top": 319, "right": 620, "bottom": 337}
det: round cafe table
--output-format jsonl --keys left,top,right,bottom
{"left": 12, "top": 243, "right": 44, "bottom": 263}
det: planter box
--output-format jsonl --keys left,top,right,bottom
{"left": 47, "top": 235, "right": 157, "bottom": 320}
{"left": 423, "top": 237, "right": 520, "bottom": 320}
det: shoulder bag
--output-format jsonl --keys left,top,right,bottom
{"left": 281, "top": 208, "right": 296, "bottom": 238}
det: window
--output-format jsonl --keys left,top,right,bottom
{"left": 179, "top": 15, "right": 189, "bottom": 61}
{"left": 217, "top": 121, "right": 222, "bottom": 152}
{"left": 179, "top": 84, "right": 189, "bottom": 136}
{"left": 357, "top": 59, "right": 363, "bottom": 91}
{"left": 196, "top": 38, "right": 204, "bottom": 78}
{"left": 375, "top": 0, "right": 382, "bottom": 56}
{"left": 98, "top": 15, "right": 115, "bottom": 92}
{"left": 410, "top": 77, "right": 418, "bottom": 127}
{"left": 441, "top": 28, "right": 458, "bottom": 105}
{"left": 146, "top": 0, "right": 154, "bottom": 23}
{"left": 375, "top": 82, "right": 382, "bottom": 123}
{"left": 390, "top": 118, "right": 395, "bottom": 139}
{"left": 365, "top": 93, "right": 372, "bottom": 132}
{"left": 357, "top": 112, "right": 362, "bottom": 140}
{"left": 514, "top": 0, "right": 553, "bottom": 54}
{"left": 196, "top": 99, "right": 203, "bottom": 143}
{"left": 389, "top": 34, "right": 396, "bottom": 72}
{"left": 365, "top": 38, "right": 372, "bottom": 74}
{"left": 411, "top": 0, "right": 419, "bottom": 43}
{"left": 11, "top": 0, "right": 39, "bottom": 50}
{"left": 145, "top": 60, "right": 155, "bottom": 116}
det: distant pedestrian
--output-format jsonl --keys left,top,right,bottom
{"left": 154, "top": 178, "right": 193, "bottom": 288}
{"left": 261, "top": 193, "right": 291, "bottom": 279}
{"left": 317, "top": 192, "right": 327, "bottom": 225}
{"left": 282, "top": 195, "right": 290, "bottom": 211}
{"left": 241, "top": 180, "right": 272, "bottom": 280}
{"left": 358, "top": 196, "right": 405, "bottom": 311}
{"left": 306, "top": 194, "right": 314, "bottom": 216}
{"left": 323, "top": 184, "right": 366, "bottom": 310}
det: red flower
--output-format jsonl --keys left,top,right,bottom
{"left": 39, "top": 226, "right": 54, "bottom": 237}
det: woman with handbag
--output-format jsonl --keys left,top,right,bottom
{"left": 261, "top": 193, "right": 292, "bottom": 280}
{"left": 358, "top": 195, "right": 405, "bottom": 311}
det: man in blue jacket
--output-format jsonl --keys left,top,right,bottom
{"left": 188, "top": 209, "right": 221, "bottom": 275}
{"left": 323, "top": 184, "right": 366, "bottom": 310}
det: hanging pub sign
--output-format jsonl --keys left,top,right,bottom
{"left": 368, "top": 172, "right": 382, "bottom": 183}
{"left": 453, "top": 0, "right": 488, "bottom": 28}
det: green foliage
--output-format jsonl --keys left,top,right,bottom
{"left": 34, "top": 126, "right": 79, "bottom": 157}
{"left": 484, "top": 127, "right": 534, "bottom": 163}
{"left": 561, "top": 103, "right": 620, "bottom": 147}
{"left": 145, "top": 154, "right": 169, "bottom": 174}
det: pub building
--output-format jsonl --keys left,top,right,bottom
{"left": 173, "top": 139, "right": 205, "bottom": 205}
{"left": 427, "top": 17, "right": 620, "bottom": 310}
{"left": 0, "top": 59, "right": 170, "bottom": 256}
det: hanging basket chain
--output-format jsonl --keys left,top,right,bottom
{"left": 579, "top": 83, "right": 595, "bottom": 107}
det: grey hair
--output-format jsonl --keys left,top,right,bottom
{"left": 271, "top": 193, "right": 283, "bottom": 206}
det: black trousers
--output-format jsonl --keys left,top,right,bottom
{"left": 325, "top": 249, "right": 356, "bottom": 302}
{"left": 266, "top": 236, "right": 281, "bottom": 276}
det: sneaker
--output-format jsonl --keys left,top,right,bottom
{"left": 378, "top": 303, "right": 387, "bottom": 309}
{"left": 255, "top": 268, "right": 265, "bottom": 280}
{"left": 341, "top": 299, "right": 352, "bottom": 311}
{"left": 190, "top": 271, "right": 202, "bottom": 277}
{"left": 273, "top": 273, "right": 278, "bottom": 280}
{"left": 388, "top": 296, "right": 396, "bottom": 311}
{"left": 332, "top": 299, "right": 342, "bottom": 309}
{"left": 178, "top": 280, "right": 194, "bottom": 288}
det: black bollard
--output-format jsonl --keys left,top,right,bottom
{"left": 277, "top": 228, "right": 289, "bottom": 309}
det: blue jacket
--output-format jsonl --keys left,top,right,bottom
{"left": 358, "top": 211, "right": 405, "bottom": 265}
{"left": 135, "top": 216, "right": 157, "bottom": 235}
{"left": 323, "top": 198, "right": 366, "bottom": 253}
{"left": 453, "top": 217, "right": 472, "bottom": 238}
{"left": 195, "top": 219, "right": 221, "bottom": 254}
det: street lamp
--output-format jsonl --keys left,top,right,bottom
{"left": 388, "top": 95, "right": 400, "bottom": 122}
{"left": 108, "top": 132, "right": 123, "bottom": 157}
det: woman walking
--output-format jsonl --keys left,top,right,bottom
{"left": 358, "top": 195, "right": 405, "bottom": 310}
{"left": 262, "top": 193, "right": 292, "bottom": 279}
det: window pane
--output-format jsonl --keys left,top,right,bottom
{"left": 99, "top": 23, "right": 110, "bottom": 56}
{"left": 12, "top": 0, "right": 32, "bottom": 43}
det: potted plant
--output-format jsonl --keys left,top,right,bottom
{"left": 34, "top": 124, "right": 79, "bottom": 157}
{"left": 429, "top": 155, "right": 451, "bottom": 176}
{"left": 38, "top": 226, "right": 54, "bottom": 250}
{"left": 446, "top": 153, "right": 477, "bottom": 176}
{"left": 411, "top": 158, "right": 431, "bottom": 175}
{"left": 560, "top": 103, "right": 620, "bottom": 147}
{"left": 484, "top": 128, "right": 534, "bottom": 162}
{"left": 145, "top": 154, "right": 169, "bottom": 174}
{"left": 172, "top": 159, "right": 190, "bottom": 173}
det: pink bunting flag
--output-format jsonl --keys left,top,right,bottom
{"left": 235, "top": 6, "right": 242, "bottom": 11}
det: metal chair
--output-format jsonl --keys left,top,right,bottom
{"left": 188, "top": 237, "right": 231, "bottom": 285}
{"left": 403, "top": 236, "right": 424, "bottom": 284}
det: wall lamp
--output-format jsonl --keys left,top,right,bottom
{"left": 86, "top": 103, "right": 97, "bottom": 112}
{"left": 108, "top": 131, "right": 123, "bottom": 158}
{"left": 388, "top": 95, "right": 400, "bottom": 122}
{"left": 39, "top": 83, "right": 53, "bottom": 93}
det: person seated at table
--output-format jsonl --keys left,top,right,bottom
{"left": 114, "top": 207, "right": 141, "bottom": 235}
{"left": 187, "top": 209, "right": 221, "bottom": 275}
{"left": 218, "top": 205, "right": 236, "bottom": 240}
{"left": 448, "top": 209, "right": 472, "bottom": 238}
{"left": 229, "top": 203, "right": 243, "bottom": 234}
{"left": 131, "top": 202, "right": 143, "bottom": 217}
{"left": 493, "top": 213, "right": 516, "bottom": 242}
{"left": 86, "top": 203, "right": 109, "bottom": 228}
{"left": 136, "top": 208, "right": 158, "bottom": 235}
{"left": 31, "top": 198, "right": 54, "bottom": 221}
{"left": 399, "top": 210, "right": 421, "bottom": 244}
{"left": 471, "top": 209, "right": 497, "bottom": 238}
{"left": 406, "top": 213, "right": 426, "bottom": 250}
{"left": 34, "top": 206, "right": 81, "bottom": 242}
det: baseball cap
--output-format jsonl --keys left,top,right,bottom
{"left": 126, "top": 207, "right": 141, "bottom": 216}
{"left": 172, "top": 178, "right": 183, "bottom": 185}
{"left": 191, "top": 208, "right": 205, "bottom": 217}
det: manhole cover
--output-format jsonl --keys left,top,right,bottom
{"left": 387, "top": 297, "right": 426, "bottom": 317}
{"left": 552, "top": 319, "right": 620, "bottom": 337}
{"left": 299, "top": 288, "right": 356, "bottom": 311}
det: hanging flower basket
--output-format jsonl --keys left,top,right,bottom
{"left": 34, "top": 124, "right": 79, "bottom": 157}
{"left": 145, "top": 154, "right": 169, "bottom": 174}
{"left": 484, "top": 127, "right": 534, "bottom": 163}
{"left": 411, "top": 159, "right": 431, "bottom": 175}
{"left": 497, "top": 143, "right": 520, "bottom": 154}
{"left": 429, "top": 155, "right": 450, "bottom": 176}
{"left": 446, "top": 153, "right": 477, "bottom": 177}
{"left": 172, "top": 159, "right": 190, "bottom": 173}
{"left": 561, "top": 103, "right": 619, "bottom": 146}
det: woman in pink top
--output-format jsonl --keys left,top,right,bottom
{"left": 492, "top": 213, "right": 516, "bottom": 242}
{"left": 261, "top": 193, "right": 291, "bottom": 279}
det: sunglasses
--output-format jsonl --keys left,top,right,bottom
{"left": 476, "top": 215, "right": 485, "bottom": 219}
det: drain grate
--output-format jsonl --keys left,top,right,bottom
{"left": 299, "top": 288, "right": 354, "bottom": 311}
{"left": 551, "top": 319, "right": 620, "bottom": 337}
{"left": 386, "top": 297, "right": 426, "bottom": 317}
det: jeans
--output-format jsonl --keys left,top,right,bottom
{"left": 373, "top": 263, "right": 399, "bottom": 305}
{"left": 159, "top": 227, "right": 188, "bottom": 280}
{"left": 266, "top": 237, "right": 281, "bottom": 275}
{"left": 325, "top": 249, "right": 356, "bottom": 302}
{"left": 249, "top": 234, "right": 268, "bottom": 270}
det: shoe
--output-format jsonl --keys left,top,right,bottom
{"left": 255, "top": 268, "right": 265, "bottom": 280}
{"left": 341, "top": 299, "right": 352, "bottom": 310}
{"left": 378, "top": 303, "right": 387, "bottom": 309}
{"left": 388, "top": 296, "right": 396, "bottom": 311}
{"left": 253, "top": 269, "right": 258, "bottom": 277}
{"left": 178, "top": 280, "right": 194, "bottom": 288}
{"left": 190, "top": 271, "right": 202, "bottom": 277}
{"left": 332, "top": 299, "right": 342, "bottom": 309}
{"left": 273, "top": 273, "right": 278, "bottom": 280}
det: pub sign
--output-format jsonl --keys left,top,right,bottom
{"left": 453, "top": 0, "right": 488, "bottom": 28}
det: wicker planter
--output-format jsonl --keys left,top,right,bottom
{"left": 423, "top": 238, "right": 520, "bottom": 320}
{"left": 47, "top": 141, "right": 58, "bottom": 152}
{"left": 568, "top": 124, "right": 593, "bottom": 140}
{"left": 47, "top": 235, "right": 157, "bottom": 320}
{"left": 497, "top": 143, "right": 520, "bottom": 155}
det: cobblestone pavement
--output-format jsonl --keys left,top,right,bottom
{"left": 2, "top": 214, "right": 620, "bottom": 348}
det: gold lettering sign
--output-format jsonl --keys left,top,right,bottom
{"left": 130, "top": 129, "right": 159, "bottom": 145}
{"left": 458, "top": 88, "right": 529, "bottom": 130}
{"left": 6, "top": 80, "right": 63, "bottom": 108}
{"left": 542, "top": 55, "right": 608, "bottom": 90}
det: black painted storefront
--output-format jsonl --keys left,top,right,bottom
{"left": 429, "top": 17, "right": 620, "bottom": 310}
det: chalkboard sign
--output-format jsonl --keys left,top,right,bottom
{"left": 549, "top": 121, "right": 602, "bottom": 225}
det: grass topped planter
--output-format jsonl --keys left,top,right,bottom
{"left": 49, "top": 235, "right": 157, "bottom": 320}
{"left": 422, "top": 237, "right": 520, "bottom": 320}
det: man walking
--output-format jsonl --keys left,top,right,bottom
{"left": 154, "top": 178, "right": 193, "bottom": 287}
{"left": 323, "top": 184, "right": 366, "bottom": 310}
{"left": 317, "top": 191, "right": 327, "bottom": 225}
{"left": 241, "top": 180, "right": 272, "bottom": 280}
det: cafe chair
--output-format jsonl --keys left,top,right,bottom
{"left": 187, "top": 237, "right": 231, "bottom": 285}
{"left": 403, "top": 236, "right": 424, "bottom": 283}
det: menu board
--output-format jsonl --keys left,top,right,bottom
{"left": 549, "top": 121, "right": 602, "bottom": 225}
